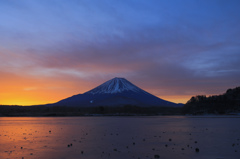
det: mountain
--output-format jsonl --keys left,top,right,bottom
{"left": 53, "top": 77, "right": 181, "bottom": 107}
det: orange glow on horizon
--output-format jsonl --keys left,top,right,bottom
{"left": 1, "top": 93, "right": 190, "bottom": 106}
{"left": 0, "top": 72, "right": 92, "bottom": 106}
{"left": 0, "top": 72, "right": 191, "bottom": 106}
{"left": 159, "top": 95, "right": 190, "bottom": 104}
{"left": 0, "top": 86, "right": 88, "bottom": 106}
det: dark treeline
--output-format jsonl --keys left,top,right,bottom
{"left": 182, "top": 86, "right": 240, "bottom": 115}
{"left": 0, "top": 105, "right": 182, "bottom": 117}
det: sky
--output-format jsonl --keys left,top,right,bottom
{"left": 0, "top": 0, "right": 240, "bottom": 105}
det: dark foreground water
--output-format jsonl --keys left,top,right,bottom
{"left": 0, "top": 116, "right": 239, "bottom": 159}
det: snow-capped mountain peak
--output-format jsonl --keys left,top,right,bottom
{"left": 54, "top": 77, "right": 180, "bottom": 107}
{"left": 85, "top": 77, "right": 145, "bottom": 94}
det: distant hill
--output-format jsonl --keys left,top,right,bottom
{"left": 183, "top": 86, "right": 240, "bottom": 114}
{"left": 52, "top": 77, "right": 181, "bottom": 107}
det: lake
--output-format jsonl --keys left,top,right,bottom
{"left": 0, "top": 116, "right": 239, "bottom": 159}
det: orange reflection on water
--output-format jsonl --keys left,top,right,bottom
{"left": 0, "top": 117, "right": 73, "bottom": 159}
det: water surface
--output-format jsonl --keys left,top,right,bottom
{"left": 0, "top": 116, "right": 239, "bottom": 159}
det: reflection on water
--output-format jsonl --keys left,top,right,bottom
{"left": 0, "top": 116, "right": 240, "bottom": 159}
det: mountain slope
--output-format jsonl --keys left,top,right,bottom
{"left": 54, "top": 77, "right": 181, "bottom": 107}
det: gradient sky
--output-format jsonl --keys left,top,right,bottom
{"left": 1, "top": 0, "right": 240, "bottom": 105}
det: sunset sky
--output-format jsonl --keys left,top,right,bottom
{"left": 1, "top": 0, "right": 240, "bottom": 105}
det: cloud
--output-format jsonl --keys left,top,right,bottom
{"left": 1, "top": 0, "right": 240, "bottom": 104}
